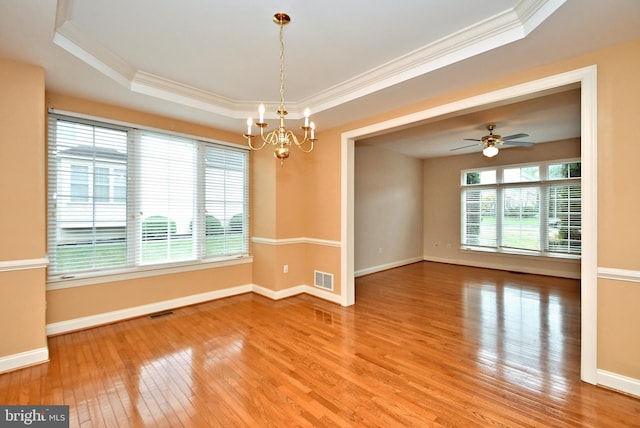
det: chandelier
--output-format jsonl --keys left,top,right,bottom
{"left": 243, "top": 13, "right": 317, "bottom": 165}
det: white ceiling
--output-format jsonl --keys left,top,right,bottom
{"left": 1, "top": 0, "right": 639, "bottom": 158}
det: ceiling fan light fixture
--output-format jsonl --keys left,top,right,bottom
{"left": 453, "top": 123, "right": 533, "bottom": 157}
{"left": 483, "top": 143, "right": 499, "bottom": 158}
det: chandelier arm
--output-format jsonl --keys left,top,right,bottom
{"left": 285, "top": 130, "right": 314, "bottom": 152}
{"left": 296, "top": 139, "right": 314, "bottom": 153}
{"left": 247, "top": 137, "right": 267, "bottom": 151}
{"left": 264, "top": 130, "right": 282, "bottom": 147}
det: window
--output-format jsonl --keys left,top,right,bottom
{"left": 48, "top": 114, "right": 249, "bottom": 279}
{"left": 461, "top": 160, "right": 581, "bottom": 257}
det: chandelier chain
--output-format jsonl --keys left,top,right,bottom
{"left": 279, "top": 22, "right": 286, "bottom": 113}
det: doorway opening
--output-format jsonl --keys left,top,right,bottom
{"left": 340, "top": 66, "right": 598, "bottom": 384}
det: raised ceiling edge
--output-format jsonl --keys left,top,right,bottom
{"left": 52, "top": 0, "right": 565, "bottom": 120}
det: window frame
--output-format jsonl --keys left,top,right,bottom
{"left": 460, "top": 158, "right": 581, "bottom": 259}
{"left": 47, "top": 112, "right": 251, "bottom": 289}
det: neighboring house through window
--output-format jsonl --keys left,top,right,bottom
{"left": 47, "top": 114, "right": 249, "bottom": 279}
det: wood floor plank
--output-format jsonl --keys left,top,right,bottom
{"left": 1, "top": 261, "right": 639, "bottom": 427}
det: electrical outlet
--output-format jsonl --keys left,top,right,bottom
{"left": 283, "top": 264, "right": 288, "bottom": 273}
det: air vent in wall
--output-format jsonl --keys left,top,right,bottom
{"left": 314, "top": 270, "right": 334, "bottom": 291}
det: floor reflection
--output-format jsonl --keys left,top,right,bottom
{"left": 464, "top": 277, "right": 575, "bottom": 398}
{"left": 136, "top": 348, "right": 194, "bottom": 425}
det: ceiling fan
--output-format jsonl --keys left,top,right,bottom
{"left": 451, "top": 124, "right": 534, "bottom": 157}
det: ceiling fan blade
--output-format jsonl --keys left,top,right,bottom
{"left": 502, "top": 133, "right": 529, "bottom": 141}
{"left": 463, "top": 138, "right": 482, "bottom": 142}
{"left": 450, "top": 143, "right": 480, "bottom": 151}
{"left": 502, "top": 141, "right": 534, "bottom": 147}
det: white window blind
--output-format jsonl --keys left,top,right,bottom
{"left": 461, "top": 160, "right": 581, "bottom": 257}
{"left": 47, "top": 114, "right": 249, "bottom": 279}
{"left": 136, "top": 131, "right": 196, "bottom": 265}
{"left": 203, "top": 145, "right": 248, "bottom": 258}
{"left": 462, "top": 188, "right": 497, "bottom": 248}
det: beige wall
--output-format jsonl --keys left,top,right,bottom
{"left": 423, "top": 139, "right": 581, "bottom": 278}
{"left": 0, "top": 58, "right": 47, "bottom": 360}
{"left": 250, "top": 126, "right": 342, "bottom": 294}
{"left": 599, "top": 279, "right": 640, "bottom": 378}
{"left": 591, "top": 41, "right": 640, "bottom": 379}
{"left": 46, "top": 264, "right": 252, "bottom": 324}
{"left": 354, "top": 143, "right": 424, "bottom": 274}
{"left": 1, "top": 60, "right": 46, "bottom": 260}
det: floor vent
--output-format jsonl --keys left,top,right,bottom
{"left": 314, "top": 270, "right": 334, "bottom": 291}
{"left": 150, "top": 311, "right": 174, "bottom": 319}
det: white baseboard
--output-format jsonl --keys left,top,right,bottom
{"left": 423, "top": 256, "right": 581, "bottom": 279}
{"left": 46, "top": 283, "right": 343, "bottom": 336}
{"left": 597, "top": 369, "right": 640, "bottom": 398}
{"left": 355, "top": 257, "right": 424, "bottom": 277}
{"left": 252, "top": 284, "right": 307, "bottom": 300}
{"left": 304, "top": 285, "right": 343, "bottom": 305}
{"left": 0, "top": 347, "right": 49, "bottom": 374}
{"left": 250, "top": 284, "right": 343, "bottom": 304}
{"left": 46, "top": 284, "right": 253, "bottom": 336}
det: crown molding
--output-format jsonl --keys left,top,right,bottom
{"left": 304, "top": 0, "right": 565, "bottom": 112}
{"left": 53, "top": 0, "right": 565, "bottom": 120}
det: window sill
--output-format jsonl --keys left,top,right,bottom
{"left": 46, "top": 255, "right": 253, "bottom": 291}
{"left": 460, "top": 246, "right": 581, "bottom": 262}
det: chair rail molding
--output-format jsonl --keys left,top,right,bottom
{"left": 0, "top": 258, "right": 48, "bottom": 273}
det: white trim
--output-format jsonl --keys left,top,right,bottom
{"left": 308, "top": 0, "right": 566, "bottom": 114}
{"left": 597, "top": 370, "right": 640, "bottom": 398}
{"left": 579, "top": 65, "right": 599, "bottom": 386}
{"left": 342, "top": 133, "right": 355, "bottom": 307}
{"left": 423, "top": 256, "right": 580, "bottom": 279}
{"left": 252, "top": 284, "right": 343, "bottom": 305}
{"left": 251, "top": 236, "right": 341, "bottom": 247}
{"left": 0, "top": 258, "right": 48, "bottom": 273}
{"left": 304, "top": 285, "right": 344, "bottom": 305}
{"left": 46, "top": 283, "right": 342, "bottom": 336}
{"left": 355, "top": 257, "right": 424, "bottom": 278}
{"left": 46, "top": 256, "right": 252, "bottom": 291}
{"left": 252, "top": 284, "right": 306, "bottom": 300}
{"left": 46, "top": 284, "right": 253, "bottom": 335}
{"left": 0, "top": 347, "right": 49, "bottom": 374}
{"left": 598, "top": 267, "right": 640, "bottom": 283}
{"left": 52, "top": 0, "right": 564, "bottom": 119}
{"left": 341, "top": 65, "right": 598, "bottom": 384}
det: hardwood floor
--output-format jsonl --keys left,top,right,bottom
{"left": 1, "top": 262, "right": 639, "bottom": 427}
